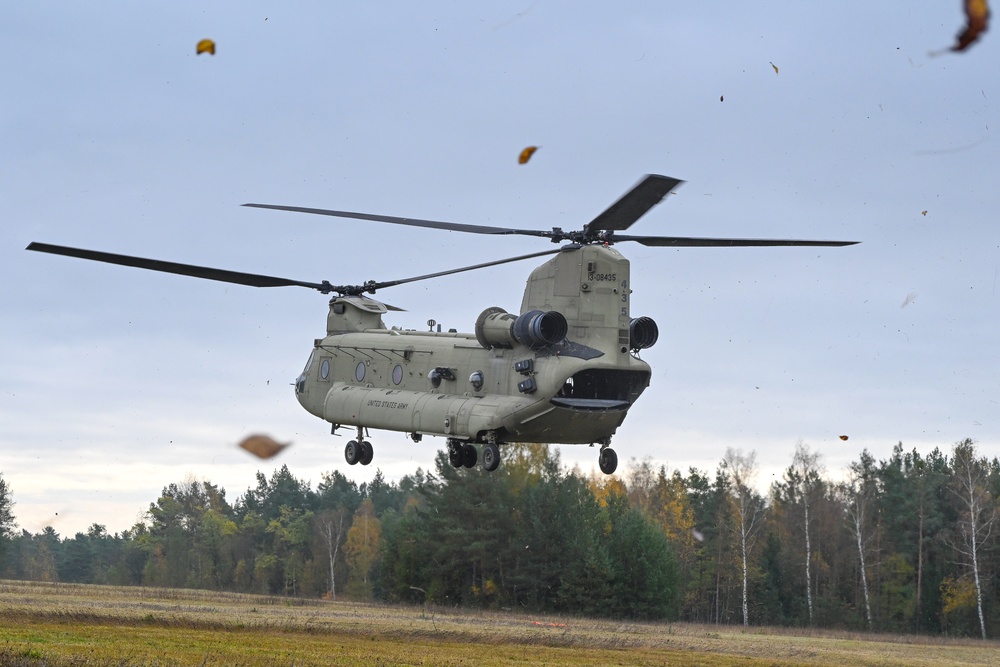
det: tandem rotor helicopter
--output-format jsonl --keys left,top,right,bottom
{"left": 27, "top": 174, "right": 856, "bottom": 475}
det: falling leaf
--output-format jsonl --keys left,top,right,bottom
{"left": 238, "top": 434, "right": 289, "bottom": 459}
{"left": 518, "top": 146, "right": 538, "bottom": 164}
{"left": 770, "top": 61, "right": 779, "bottom": 75}
{"left": 839, "top": 435, "right": 849, "bottom": 441}
{"left": 196, "top": 38, "right": 216, "bottom": 55}
{"left": 952, "top": 0, "right": 990, "bottom": 52}
{"left": 921, "top": 210, "right": 928, "bottom": 216}
{"left": 692, "top": 528, "right": 705, "bottom": 542}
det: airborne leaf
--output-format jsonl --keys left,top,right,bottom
{"left": 518, "top": 146, "right": 538, "bottom": 164}
{"left": 238, "top": 434, "right": 289, "bottom": 459}
{"left": 952, "top": 0, "right": 990, "bottom": 52}
{"left": 196, "top": 38, "right": 216, "bottom": 55}
{"left": 770, "top": 61, "right": 779, "bottom": 75}
{"left": 839, "top": 435, "right": 849, "bottom": 441}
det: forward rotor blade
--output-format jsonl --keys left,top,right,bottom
{"left": 584, "top": 174, "right": 684, "bottom": 234}
{"left": 26, "top": 242, "right": 334, "bottom": 292}
{"left": 372, "top": 248, "right": 567, "bottom": 291}
{"left": 243, "top": 203, "right": 550, "bottom": 238}
{"left": 614, "top": 235, "right": 859, "bottom": 247}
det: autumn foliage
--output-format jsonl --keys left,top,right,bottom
{"left": 1, "top": 437, "right": 998, "bottom": 635}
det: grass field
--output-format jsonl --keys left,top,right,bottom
{"left": 1, "top": 580, "right": 998, "bottom": 666}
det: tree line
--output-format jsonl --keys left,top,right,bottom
{"left": 0, "top": 438, "right": 997, "bottom": 636}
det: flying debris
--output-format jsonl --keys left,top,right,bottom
{"left": 518, "top": 146, "right": 538, "bottom": 164}
{"left": 839, "top": 435, "right": 849, "bottom": 441}
{"left": 238, "top": 434, "right": 289, "bottom": 459}
{"left": 196, "top": 38, "right": 216, "bottom": 55}
{"left": 952, "top": 0, "right": 990, "bottom": 52}
{"left": 770, "top": 61, "right": 779, "bottom": 75}
{"left": 921, "top": 210, "right": 928, "bottom": 216}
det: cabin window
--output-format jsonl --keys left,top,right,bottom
{"left": 469, "top": 370, "right": 484, "bottom": 391}
{"left": 320, "top": 359, "right": 330, "bottom": 380}
{"left": 392, "top": 364, "right": 403, "bottom": 385}
{"left": 355, "top": 362, "right": 366, "bottom": 382}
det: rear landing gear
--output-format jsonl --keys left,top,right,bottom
{"left": 482, "top": 443, "right": 501, "bottom": 472}
{"left": 345, "top": 427, "right": 374, "bottom": 466}
{"left": 448, "top": 439, "right": 464, "bottom": 468}
{"left": 598, "top": 444, "right": 618, "bottom": 475}
{"left": 462, "top": 443, "right": 477, "bottom": 468}
{"left": 448, "top": 439, "right": 478, "bottom": 469}
{"left": 448, "top": 439, "right": 494, "bottom": 470}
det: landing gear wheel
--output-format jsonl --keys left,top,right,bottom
{"left": 598, "top": 448, "right": 618, "bottom": 475}
{"left": 482, "top": 443, "right": 500, "bottom": 472}
{"left": 448, "top": 440, "right": 464, "bottom": 469}
{"left": 359, "top": 440, "right": 374, "bottom": 466}
{"left": 462, "top": 443, "right": 478, "bottom": 468}
{"left": 345, "top": 440, "right": 361, "bottom": 466}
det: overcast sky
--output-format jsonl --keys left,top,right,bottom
{"left": 2, "top": 2, "right": 997, "bottom": 536}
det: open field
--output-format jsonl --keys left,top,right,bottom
{"left": 1, "top": 580, "right": 998, "bottom": 666}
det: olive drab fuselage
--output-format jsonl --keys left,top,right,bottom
{"left": 294, "top": 244, "right": 655, "bottom": 446}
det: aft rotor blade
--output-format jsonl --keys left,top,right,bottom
{"left": 584, "top": 174, "right": 684, "bottom": 234}
{"left": 243, "top": 203, "right": 551, "bottom": 239}
{"left": 372, "top": 248, "right": 567, "bottom": 291}
{"left": 26, "top": 242, "right": 334, "bottom": 292}
{"left": 614, "top": 235, "right": 859, "bottom": 247}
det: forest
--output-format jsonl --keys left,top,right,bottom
{"left": 0, "top": 438, "right": 997, "bottom": 638}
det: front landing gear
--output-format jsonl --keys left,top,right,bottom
{"left": 345, "top": 427, "right": 374, "bottom": 466}
{"left": 598, "top": 440, "right": 618, "bottom": 475}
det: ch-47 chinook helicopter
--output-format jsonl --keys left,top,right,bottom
{"left": 27, "top": 174, "right": 856, "bottom": 475}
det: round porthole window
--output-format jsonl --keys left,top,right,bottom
{"left": 320, "top": 359, "right": 330, "bottom": 380}
{"left": 355, "top": 362, "right": 366, "bottom": 382}
{"left": 392, "top": 364, "right": 403, "bottom": 385}
{"left": 469, "top": 370, "right": 484, "bottom": 391}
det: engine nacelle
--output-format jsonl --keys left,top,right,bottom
{"left": 475, "top": 307, "right": 518, "bottom": 349}
{"left": 513, "top": 309, "right": 568, "bottom": 349}
{"left": 629, "top": 316, "right": 659, "bottom": 351}
{"left": 475, "top": 307, "right": 568, "bottom": 350}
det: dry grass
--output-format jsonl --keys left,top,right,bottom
{"left": 0, "top": 580, "right": 997, "bottom": 666}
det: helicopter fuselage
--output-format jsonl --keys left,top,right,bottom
{"left": 296, "top": 244, "right": 655, "bottom": 447}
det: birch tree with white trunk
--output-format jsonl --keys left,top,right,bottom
{"left": 948, "top": 439, "right": 995, "bottom": 639}
{"left": 723, "top": 447, "right": 764, "bottom": 627}
{"left": 316, "top": 507, "right": 349, "bottom": 600}
{"left": 842, "top": 460, "right": 876, "bottom": 630}
{"left": 790, "top": 442, "right": 823, "bottom": 625}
